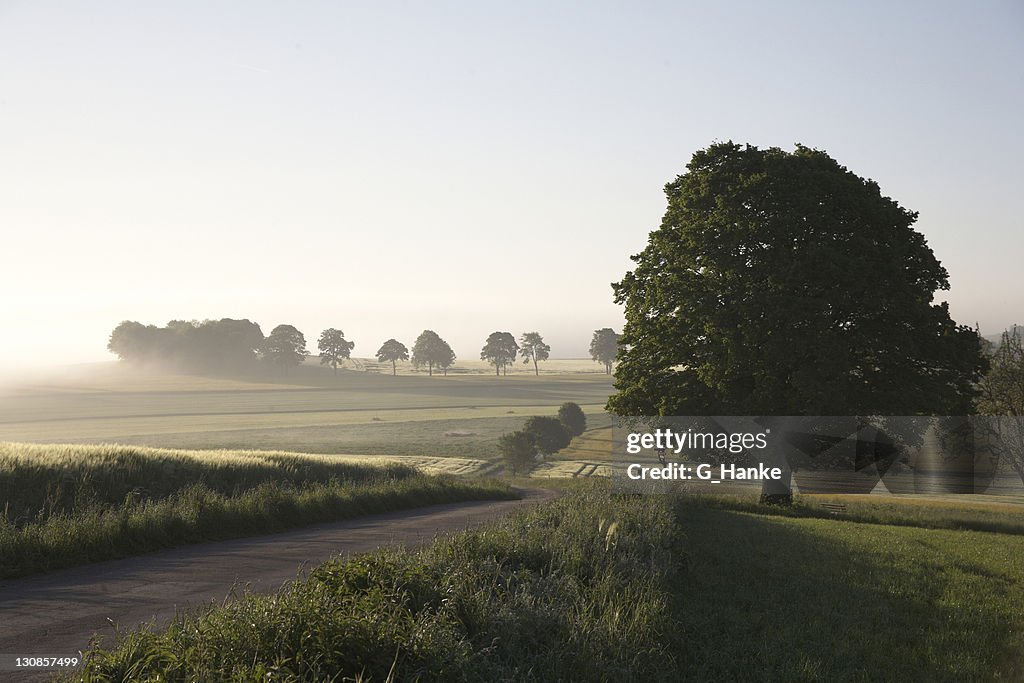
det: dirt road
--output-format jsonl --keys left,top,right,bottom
{"left": 0, "top": 488, "right": 556, "bottom": 680}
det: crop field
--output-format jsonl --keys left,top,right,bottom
{"left": 531, "top": 460, "right": 611, "bottom": 478}
{"left": 0, "top": 362, "right": 615, "bottom": 465}
{"left": 558, "top": 423, "right": 613, "bottom": 461}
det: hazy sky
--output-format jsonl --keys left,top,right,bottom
{"left": 1, "top": 1, "right": 1022, "bottom": 370}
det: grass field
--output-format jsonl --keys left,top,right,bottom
{"left": 0, "top": 362, "right": 615, "bottom": 464}
{"left": 66, "top": 482, "right": 1024, "bottom": 682}
{"left": 0, "top": 443, "right": 513, "bottom": 578}
{"left": 673, "top": 502, "right": 1024, "bottom": 681}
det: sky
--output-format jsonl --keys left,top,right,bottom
{"left": 1, "top": 1, "right": 1022, "bottom": 371}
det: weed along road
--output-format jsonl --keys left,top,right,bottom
{"left": 0, "top": 488, "right": 557, "bottom": 678}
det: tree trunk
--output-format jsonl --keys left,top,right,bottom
{"left": 392, "top": 360, "right": 396, "bottom": 376}
{"left": 759, "top": 467, "right": 794, "bottom": 505}
{"left": 534, "top": 358, "right": 538, "bottom": 375}
{"left": 759, "top": 417, "right": 795, "bottom": 505}
{"left": 428, "top": 361, "right": 433, "bottom": 376}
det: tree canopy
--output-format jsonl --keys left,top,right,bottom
{"left": 376, "top": 339, "right": 409, "bottom": 376}
{"left": 261, "top": 324, "right": 308, "bottom": 374}
{"left": 589, "top": 328, "right": 620, "bottom": 375}
{"left": 519, "top": 332, "right": 551, "bottom": 376}
{"left": 607, "top": 142, "right": 987, "bottom": 418}
{"left": 412, "top": 330, "right": 455, "bottom": 376}
{"left": 481, "top": 332, "right": 519, "bottom": 376}
{"left": 317, "top": 328, "right": 355, "bottom": 374}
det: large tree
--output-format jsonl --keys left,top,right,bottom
{"left": 519, "top": 332, "right": 551, "bottom": 376}
{"left": 481, "top": 331, "right": 519, "bottom": 376}
{"left": 376, "top": 338, "right": 409, "bottom": 376}
{"left": 317, "top": 328, "right": 355, "bottom": 374}
{"left": 411, "top": 330, "right": 455, "bottom": 377}
{"left": 608, "top": 142, "right": 987, "bottom": 497}
{"left": 589, "top": 328, "right": 620, "bottom": 375}
{"left": 261, "top": 324, "right": 308, "bottom": 374}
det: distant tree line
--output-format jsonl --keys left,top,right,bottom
{"left": 108, "top": 320, "right": 623, "bottom": 376}
{"left": 107, "top": 319, "right": 266, "bottom": 372}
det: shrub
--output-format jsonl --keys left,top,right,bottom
{"left": 498, "top": 430, "right": 536, "bottom": 475}
{"left": 522, "top": 416, "right": 571, "bottom": 456}
{"left": 557, "top": 402, "right": 587, "bottom": 437}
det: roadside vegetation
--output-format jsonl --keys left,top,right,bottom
{"left": 65, "top": 483, "right": 1024, "bottom": 681}
{"left": 0, "top": 443, "right": 513, "bottom": 579}
{"left": 69, "top": 482, "right": 682, "bottom": 682}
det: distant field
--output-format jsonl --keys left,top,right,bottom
{"left": 0, "top": 363, "right": 615, "bottom": 462}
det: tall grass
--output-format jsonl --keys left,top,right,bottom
{"left": 0, "top": 443, "right": 513, "bottom": 579}
{"left": 0, "top": 442, "right": 415, "bottom": 523}
{"left": 70, "top": 482, "right": 684, "bottom": 682}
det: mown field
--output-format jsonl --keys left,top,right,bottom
{"left": 0, "top": 363, "right": 614, "bottom": 471}
{"left": 0, "top": 442, "right": 513, "bottom": 579}
{"left": 65, "top": 482, "right": 1024, "bottom": 682}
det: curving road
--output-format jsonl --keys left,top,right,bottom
{"left": 0, "top": 488, "right": 557, "bottom": 681}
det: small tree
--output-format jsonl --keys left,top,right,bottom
{"left": 519, "top": 332, "right": 551, "bottom": 376}
{"left": 481, "top": 331, "right": 519, "bottom": 376}
{"left": 589, "top": 328, "right": 620, "bottom": 374}
{"left": 498, "top": 430, "right": 537, "bottom": 476}
{"left": 522, "top": 416, "right": 571, "bottom": 456}
{"left": 558, "top": 402, "right": 587, "bottom": 437}
{"left": 108, "top": 321, "right": 160, "bottom": 363}
{"left": 412, "top": 330, "right": 455, "bottom": 376}
{"left": 977, "top": 329, "right": 1024, "bottom": 484}
{"left": 436, "top": 340, "right": 456, "bottom": 376}
{"left": 262, "top": 324, "right": 308, "bottom": 374}
{"left": 317, "top": 328, "right": 355, "bottom": 374}
{"left": 376, "top": 339, "right": 409, "bottom": 376}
